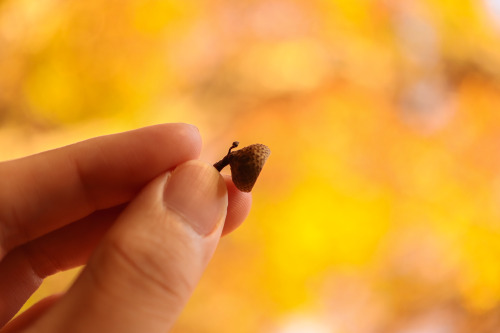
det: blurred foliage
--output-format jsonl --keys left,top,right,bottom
{"left": 2, "top": 0, "right": 500, "bottom": 332}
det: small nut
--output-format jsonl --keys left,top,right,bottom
{"left": 213, "top": 142, "right": 271, "bottom": 192}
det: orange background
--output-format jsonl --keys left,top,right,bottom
{"left": 2, "top": 0, "right": 500, "bottom": 331}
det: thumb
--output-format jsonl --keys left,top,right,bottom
{"left": 30, "top": 160, "right": 228, "bottom": 333}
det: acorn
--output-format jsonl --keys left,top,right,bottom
{"left": 214, "top": 142, "right": 271, "bottom": 192}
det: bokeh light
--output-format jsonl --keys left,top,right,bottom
{"left": 2, "top": 0, "right": 500, "bottom": 332}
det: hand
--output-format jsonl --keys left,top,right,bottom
{"left": 0, "top": 123, "right": 251, "bottom": 332}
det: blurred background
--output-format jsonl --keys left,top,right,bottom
{"left": 2, "top": 0, "right": 500, "bottom": 332}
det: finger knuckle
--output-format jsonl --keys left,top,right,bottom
{"left": 105, "top": 234, "right": 193, "bottom": 301}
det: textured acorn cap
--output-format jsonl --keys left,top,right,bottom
{"left": 229, "top": 144, "right": 271, "bottom": 192}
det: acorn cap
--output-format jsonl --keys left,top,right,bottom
{"left": 229, "top": 144, "right": 271, "bottom": 192}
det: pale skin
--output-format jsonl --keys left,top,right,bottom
{"left": 0, "top": 123, "right": 252, "bottom": 332}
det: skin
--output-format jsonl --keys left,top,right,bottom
{"left": 0, "top": 123, "right": 252, "bottom": 333}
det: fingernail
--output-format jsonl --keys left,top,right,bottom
{"left": 163, "top": 160, "right": 227, "bottom": 236}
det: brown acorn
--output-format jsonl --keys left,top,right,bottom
{"left": 214, "top": 142, "right": 271, "bottom": 192}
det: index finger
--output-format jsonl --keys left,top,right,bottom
{"left": 0, "top": 123, "right": 201, "bottom": 257}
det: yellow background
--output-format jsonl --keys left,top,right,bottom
{"left": 2, "top": 0, "right": 500, "bottom": 331}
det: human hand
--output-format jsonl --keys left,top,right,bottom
{"left": 0, "top": 123, "right": 251, "bottom": 332}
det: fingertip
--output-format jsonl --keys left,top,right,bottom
{"left": 163, "top": 160, "right": 227, "bottom": 236}
{"left": 147, "top": 123, "right": 202, "bottom": 160}
{"left": 175, "top": 123, "right": 203, "bottom": 157}
{"left": 222, "top": 176, "right": 252, "bottom": 236}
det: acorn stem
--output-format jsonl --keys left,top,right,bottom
{"left": 213, "top": 141, "right": 239, "bottom": 171}
{"left": 213, "top": 156, "right": 230, "bottom": 171}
